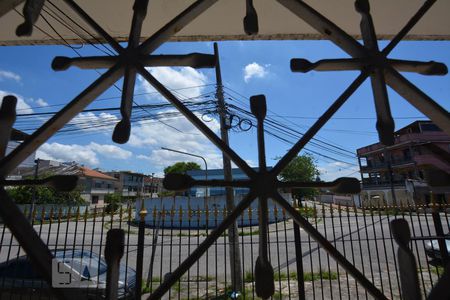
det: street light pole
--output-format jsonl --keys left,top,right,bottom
{"left": 160, "top": 147, "right": 208, "bottom": 195}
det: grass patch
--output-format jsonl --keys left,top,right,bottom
{"left": 296, "top": 206, "right": 317, "bottom": 218}
{"left": 245, "top": 270, "right": 336, "bottom": 283}
{"left": 418, "top": 266, "right": 445, "bottom": 276}
{"left": 304, "top": 270, "right": 338, "bottom": 281}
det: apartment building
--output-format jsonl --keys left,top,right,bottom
{"left": 357, "top": 121, "right": 450, "bottom": 206}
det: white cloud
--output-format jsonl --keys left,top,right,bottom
{"left": 88, "top": 142, "right": 132, "bottom": 159}
{"left": 69, "top": 112, "right": 118, "bottom": 132}
{"left": 243, "top": 62, "right": 269, "bottom": 83}
{"left": 0, "top": 70, "right": 21, "bottom": 82}
{"left": 139, "top": 67, "right": 208, "bottom": 101}
{"left": 37, "top": 143, "right": 99, "bottom": 166}
{"left": 317, "top": 161, "right": 360, "bottom": 181}
{"left": 132, "top": 111, "right": 223, "bottom": 169}
{"left": 36, "top": 142, "right": 132, "bottom": 167}
{"left": 0, "top": 90, "right": 33, "bottom": 114}
{"left": 35, "top": 98, "right": 48, "bottom": 107}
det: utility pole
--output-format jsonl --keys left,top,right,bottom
{"left": 214, "top": 42, "right": 243, "bottom": 294}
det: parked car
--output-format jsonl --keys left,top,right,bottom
{"left": 0, "top": 249, "right": 136, "bottom": 299}
{"left": 424, "top": 233, "right": 450, "bottom": 263}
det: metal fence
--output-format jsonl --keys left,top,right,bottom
{"left": 0, "top": 201, "right": 448, "bottom": 299}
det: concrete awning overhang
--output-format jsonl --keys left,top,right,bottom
{"left": 0, "top": 0, "right": 449, "bottom": 45}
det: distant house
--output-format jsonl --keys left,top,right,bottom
{"left": 106, "top": 171, "right": 163, "bottom": 199}
{"left": 143, "top": 176, "right": 163, "bottom": 198}
{"left": 78, "top": 167, "right": 117, "bottom": 206}
{"left": 357, "top": 121, "right": 450, "bottom": 206}
{"left": 106, "top": 171, "right": 144, "bottom": 199}
{"left": 6, "top": 129, "right": 35, "bottom": 178}
{"left": 17, "top": 160, "right": 117, "bottom": 207}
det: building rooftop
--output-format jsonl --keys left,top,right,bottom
{"left": 357, "top": 121, "right": 450, "bottom": 156}
{"left": 80, "top": 167, "right": 117, "bottom": 181}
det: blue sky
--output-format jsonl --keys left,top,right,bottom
{"left": 1, "top": 40, "right": 449, "bottom": 180}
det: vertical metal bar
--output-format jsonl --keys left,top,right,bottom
{"left": 105, "top": 229, "right": 125, "bottom": 300}
{"left": 0, "top": 218, "right": 7, "bottom": 293}
{"left": 369, "top": 206, "right": 384, "bottom": 293}
{"left": 97, "top": 206, "right": 107, "bottom": 297}
{"left": 159, "top": 208, "right": 166, "bottom": 293}
{"left": 274, "top": 207, "right": 283, "bottom": 297}
{"left": 376, "top": 204, "right": 394, "bottom": 299}
{"left": 168, "top": 206, "right": 175, "bottom": 299}
{"left": 431, "top": 194, "right": 449, "bottom": 265}
{"left": 89, "top": 207, "right": 97, "bottom": 296}
{"left": 135, "top": 200, "right": 147, "bottom": 299}
{"left": 293, "top": 202, "right": 305, "bottom": 300}
{"left": 361, "top": 205, "right": 375, "bottom": 285}
{"left": 178, "top": 206, "right": 183, "bottom": 299}
{"left": 337, "top": 204, "right": 350, "bottom": 298}
{"left": 410, "top": 202, "right": 433, "bottom": 290}
{"left": 36, "top": 206, "right": 48, "bottom": 299}
{"left": 240, "top": 209, "right": 245, "bottom": 300}
{"left": 125, "top": 205, "right": 131, "bottom": 294}
{"left": 196, "top": 206, "right": 200, "bottom": 299}
{"left": 282, "top": 208, "right": 292, "bottom": 300}
{"left": 214, "top": 206, "right": 218, "bottom": 299}
{"left": 416, "top": 202, "right": 439, "bottom": 286}
{"left": 187, "top": 205, "right": 192, "bottom": 300}
{"left": 204, "top": 204, "right": 209, "bottom": 299}
{"left": 385, "top": 205, "right": 402, "bottom": 298}
{"left": 332, "top": 205, "right": 342, "bottom": 300}
{"left": 223, "top": 208, "right": 227, "bottom": 296}
{"left": 248, "top": 207, "right": 256, "bottom": 298}
{"left": 148, "top": 206, "right": 157, "bottom": 291}
{"left": 322, "top": 203, "right": 333, "bottom": 300}
{"left": 305, "top": 204, "right": 315, "bottom": 300}
{"left": 62, "top": 207, "right": 71, "bottom": 269}
{"left": 352, "top": 204, "right": 368, "bottom": 300}
{"left": 313, "top": 202, "right": 324, "bottom": 299}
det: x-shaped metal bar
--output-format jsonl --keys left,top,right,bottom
{"left": 279, "top": 0, "right": 449, "bottom": 146}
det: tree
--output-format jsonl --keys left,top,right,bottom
{"left": 278, "top": 154, "right": 320, "bottom": 201}
{"left": 104, "top": 193, "right": 122, "bottom": 213}
{"left": 164, "top": 161, "right": 201, "bottom": 175}
{"left": 7, "top": 185, "right": 86, "bottom": 206}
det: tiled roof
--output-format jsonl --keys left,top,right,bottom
{"left": 80, "top": 167, "right": 117, "bottom": 180}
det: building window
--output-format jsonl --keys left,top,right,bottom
{"left": 94, "top": 182, "right": 101, "bottom": 188}
{"left": 92, "top": 196, "right": 99, "bottom": 204}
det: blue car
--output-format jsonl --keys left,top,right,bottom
{"left": 0, "top": 249, "right": 136, "bottom": 299}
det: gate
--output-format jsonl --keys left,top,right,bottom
{"left": 0, "top": 0, "right": 449, "bottom": 299}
